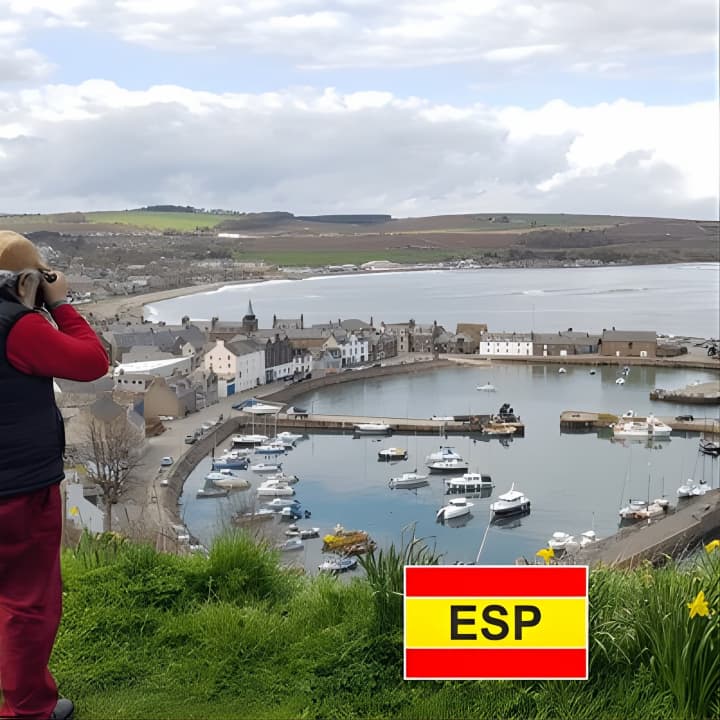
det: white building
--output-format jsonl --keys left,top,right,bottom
{"left": 340, "top": 332, "right": 369, "bottom": 367}
{"left": 478, "top": 332, "right": 533, "bottom": 357}
{"left": 113, "top": 356, "right": 193, "bottom": 392}
{"left": 204, "top": 338, "right": 265, "bottom": 396}
{"left": 293, "top": 351, "right": 313, "bottom": 378}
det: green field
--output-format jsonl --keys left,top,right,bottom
{"left": 86, "top": 211, "right": 236, "bottom": 231}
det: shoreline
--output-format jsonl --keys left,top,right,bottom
{"left": 83, "top": 261, "right": 720, "bottom": 325}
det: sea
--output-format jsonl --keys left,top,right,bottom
{"left": 144, "top": 264, "right": 720, "bottom": 570}
{"left": 145, "top": 263, "right": 720, "bottom": 338}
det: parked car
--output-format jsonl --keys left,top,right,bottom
{"left": 675, "top": 414, "right": 694, "bottom": 421}
{"left": 200, "top": 422, "right": 213, "bottom": 432}
{"left": 160, "top": 456, "right": 174, "bottom": 467}
{"left": 184, "top": 434, "right": 197, "bottom": 444}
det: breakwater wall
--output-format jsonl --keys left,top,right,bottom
{"left": 573, "top": 490, "right": 720, "bottom": 568}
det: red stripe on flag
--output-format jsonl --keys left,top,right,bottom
{"left": 405, "top": 566, "right": 587, "bottom": 597}
{"left": 405, "top": 647, "right": 587, "bottom": 679}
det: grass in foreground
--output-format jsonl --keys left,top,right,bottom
{"left": 45, "top": 531, "right": 720, "bottom": 720}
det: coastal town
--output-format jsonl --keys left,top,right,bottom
{"left": 56, "top": 271, "right": 719, "bottom": 549}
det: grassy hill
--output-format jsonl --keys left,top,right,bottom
{"left": 49, "top": 530, "right": 720, "bottom": 720}
{"left": 1, "top": 209, "right": 717, "bottom": 267}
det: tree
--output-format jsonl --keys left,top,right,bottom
{"left": 77, "top": 415, "right": 144, "bottom": 532}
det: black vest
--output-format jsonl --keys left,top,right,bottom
{"left": 0, "top": 295, "right": 65, "bottom": 498}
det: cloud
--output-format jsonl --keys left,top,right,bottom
{"left": 1, "top": 0, "right": 717, "bottom": 70}
{"left": 0, "top": 81, "right": 716, "bottom": 218}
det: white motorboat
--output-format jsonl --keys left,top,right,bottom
{"left": 613, "top": 415, "right": 672, "bottom": 440}
{"left": 206, "top": 471, "right": 251, "bottom": 490}
{"left": 354, "top": 423, "right": 391, "bottom": 434}
{"left": 444, "top": 473, "right": 494, "bottom": 493}
{"left": 212, "top": 451, "right": 250, "bottom": 469}
{"left": 436, "top": 497, "right": 474, "bottom": 522}
{"left": 263, "top": 472, "right": 299, "bottom": 485}
{"left": 196, "top": 486, "right": 230, "bottom": 499}
{"left": 632, "top": 500, "right": 668, "bottom": 520}
{"left": 318, "top": 556, "right": 358, "bottom": 573}
{"left": 280, "top": 506, "right": 302, "bottom": 519}
{"left": 476, "top": 383, "right": 496, "bottom": 391}
{"left": 388, "top": 472, "right": 430, "bottom": 489}
{"left": 547, "top": 532, "right": 578, "bottom": 552}
{"left": 275, "top": 431, "right": 303, "bottom": 444}
{"left": 264, "top": 497, "right": 302, "bottom": 509}
{"left": 256, "top": 480, "right": 295, "bottom": 497}
{"left": 231, "top": 434, "right": 269, "bottom": 447}
{"left": 425, "top": 446, "right": 462, "bottom": 463}
{"left": 579, "top": 530, "right": 599, "bottom": 547}
{"left": 251, "top": 462, "right": 283, "bottom": 473}
{"left": 589, "top": 369, "right": 596, "bottom": 375}
{"left": 254, "top": 441, "right": 287, "bottom": 455}
{"left": 378, "top": 447, "right": 408, "bottom": 461}
{"left": 615, "top": 377, "right": 625, "bottom": 385}
{"left": 618, "top": 499, "right": 648, "bottom": 519}
{"left": 676, "top": 479, "right": 709, "bottom": 498}
{"left": 489, "top": 484, "right": 531, "bottom": 517}
{"left": 427, "top": 458, "right": 470, "bottom": 473}
{"left": 285, "top": 525, "right": 320, "bottom": 539}
{"left": 277, "top": 538, "right": 304, "bottom": 552}
{"left": 558, "top": 367, "right": 567, "bottom": 374}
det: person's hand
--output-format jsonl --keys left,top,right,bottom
{"left": 41, "top": 270, "right": 69, "bottom": 305}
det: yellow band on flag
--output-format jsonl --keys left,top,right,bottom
{"left": 405, "top": 597, "right": 587, "bottom": 648}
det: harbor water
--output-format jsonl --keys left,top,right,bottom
{"left": 180, "top": 363, "right": 720, "bottom": 570}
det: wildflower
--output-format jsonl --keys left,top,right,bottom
{"left": 536, "top": 547, "right": 554, "bottom": 565}
{"left": 705, "top": 539, "right": 720, "bottom": 554}
{"left": 69, "top": 506, "right": 79, "bottom": 517}
{"left": 687, "top": 591, "right": 710, "bottom": 619}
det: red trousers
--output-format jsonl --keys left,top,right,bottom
{"left": 0, "top": 485, "right": 61, "bottom": 719}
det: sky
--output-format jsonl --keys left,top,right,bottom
{"left": 0, "top": 0, "right": 718, "bottom": 219}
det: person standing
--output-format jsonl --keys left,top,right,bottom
{"left": 0, "top": 231, "right": 109, "bottom": 720}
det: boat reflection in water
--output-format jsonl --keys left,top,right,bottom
{"left": 444, "top": 513, "right": 474, "bottom": 529}
{"left": 491, "top": 508, "right": 531, "bottom": 529}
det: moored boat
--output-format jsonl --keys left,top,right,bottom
{"left": 476, "top": 382, "right": 496, "bottom": 391}
{"left": 256, "top": 480, "right": 295, "bottom": 497}
{"left": 251, "top": 462, "right": 283, "bottom": 473}
{"left": 547, "top": 532, "right": 578, "bottom": 552}
{"left": 489, "top": 484, "right": 531, "bottom": 517}
{"left": 285, "top": 525, "right": 320, "bottom": 539}
{"left": 277, "top": 538, "right": 304, "bottom": 552}
{"left": 613, "top": 415, "right": 672, "bottom": 440}
{"left": 444, "top": 472, "right": 494, "bottom": 493}
{"left": 354, "top": 422, "right": 391, "bottom": 434}
{"left": 206, "top": 471, "right": 251, "bottom": 490}
{"left": 436, "top": 497, "right": 474, "bottom": 522}
{"left": 322, "top": 525, "right": 374, "bottom": 554}
{"left": 388, "top": 472, "right": 429, "bottom": 489}
{"left": 425, "top": 446, "right": 462, "bottom": 463}
{"left": 231, "top": 434, "right": 269, "bottom": 447}
{"left": 676, "top": 479, "right": 709, "bottom": 498}
{"left": 427, "top": 458, "right": 469, "bottom": 473}
{"left": 318, "top": 556, "right": 358, "bottom": 573}
{"left": 378, "top": 447, "right": 408, "bottom": 461}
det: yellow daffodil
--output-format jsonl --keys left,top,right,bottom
{"left": 687, "top": 591, "right": 710, "bottom": 619}
{"left": 69, "top": 506, "right": 79, "bottom": 517}
{"left": 536, "top": 547, "right": 555, "bottom": 565}
{"left": 705, "top": 539, "right": 720, "bottom": 554}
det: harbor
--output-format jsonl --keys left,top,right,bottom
{"left": 175, "top": 361, "right": 720, "bottom": 570}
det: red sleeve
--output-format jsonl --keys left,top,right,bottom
{"left": 6, "top": 304, "right": 109, "bottom": 381}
